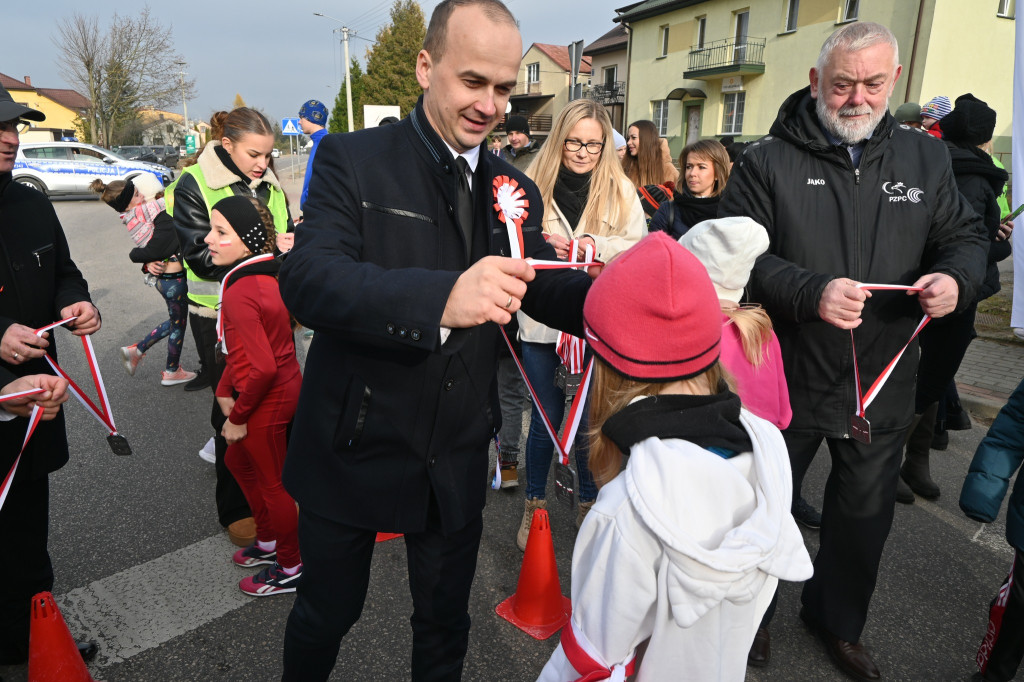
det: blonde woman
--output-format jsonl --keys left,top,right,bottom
{"left": 514, "top": 98, "right": 646, "bottom": 550}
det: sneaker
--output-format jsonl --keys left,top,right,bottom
{"left": 516, "top": 497, "right": 546, "bottom": 551}
{"left": 233, "top": 542, "right": 277, "bottom": 567}
{"left": 119, "top": 344, "right": 143, "bottom": 376}
{"left": 198, "top": 437, "right": 216, "bottom": 464}
{"left": 1014, "top": 328, "right": 1024, "bottom": 341}
{"left": 791, "top": 497, "right": 822, "bottom": 529}
{"left": 161, "top": 367, "right": 197, "bottom": 386}
{"left": 239, "top": 562, "right": 302, "bottom": 596}
{"left": 498, "top": 464, "right": 519, "bottom": 489}
{"left": 184, "top": 369, "right": 211, "bottom": 392}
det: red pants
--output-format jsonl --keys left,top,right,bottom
{"left": 225, "top": 374, "right": 302, "bottom": 568}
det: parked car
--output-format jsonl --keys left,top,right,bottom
{"left": 149, "top": 145, "right": 180, "bottom": 167}
{"left": 271, "top": 148, "right": 281, "bottom": 158}
{"left": 113, "top": 145, "right": 158, "bottom": 163}
{"left": 13, "top": 142, "right": 173, "bottom": 197}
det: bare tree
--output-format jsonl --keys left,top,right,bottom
{"left": 54, "top": 7, "right": 196, "bottom": 146}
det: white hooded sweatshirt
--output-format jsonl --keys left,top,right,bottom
{"left": 537, "top": 408, "right": 813, "bottom": 682}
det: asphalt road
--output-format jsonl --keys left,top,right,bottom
{"left": 0, "top": 196, "right": 1018, "bottom": 681}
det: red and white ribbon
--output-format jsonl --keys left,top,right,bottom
{"left": 0, "top": 402, "right": 46, "bottom": 512}
{"left": 35, "top": 319, "right": 121, "bottom": 438}
{"left": 216, "top": 253, "right": 276, "bottom": 354}
{"left": 555, "top": 241, "right": 593, "bottom": 374}
{"left": 493, "top": 176, "right": 528, "bottom": 259}
{"left": 850, "top": 284, "right": 931, "bottom": 417}
{"left": 526, "top": 258, "right": 603, "bottom": 270}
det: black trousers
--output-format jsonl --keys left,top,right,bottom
{"left": 189, "top": 311, "right": 250, "bottom": 527}
{"left": 979, "top": 548, "right": 1024, "bottom": 681}
{"left": 282, "top": 495, "right": 484, "bottom": 681}
{"left": 0, "top": 468, "right": 52, "bottom": 662}
{"left": 786, "top": 429, "right": 905, "bottom": 643}
{"left": 914, "top": 302, "right": 977, "bottom": 412}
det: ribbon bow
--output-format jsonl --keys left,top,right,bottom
{"left": 492, "top": 176, "right": 528, "bottom": 259}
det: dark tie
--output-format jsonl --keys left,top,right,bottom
{"left": 455, "top": 156, "right": 474, "bottom": 256}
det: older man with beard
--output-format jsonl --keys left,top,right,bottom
{"left": 719, "top": 21, "right": 986, "bottom": 680}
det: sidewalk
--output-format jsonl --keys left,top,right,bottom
{"left": 957, "top": 337, "right": 1024, "bottom": 418}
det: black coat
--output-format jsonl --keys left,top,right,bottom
{"left": 279, "top": 100, "right": 590, "bottom": 534}
{"left": 719, "top": 88, "right": 987, "bottom": 437}
{"left": 0, "top": 174, "right": 93, "bottom": 478}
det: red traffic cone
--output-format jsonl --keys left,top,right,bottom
{"left": 28, "top": 591, "right": 94, "bottom": 682}
{"left": 496, "top": 508, "right": 571, "bottom": 639}
{"left": 375, "top": 532, "right": 403, "bottom": 543}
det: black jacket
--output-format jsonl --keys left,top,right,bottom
{"left": 128, "top": 211, "right": 181, "bottom": 264}
{"left": 719, "top": 88, "right": 987, "bottom": 437}
{"left": 279, "top": 99, "right": 590, "bottom": 533}
{"left": 945, "top": 142, "right": 1009, "bottom": 302}
{"left": 0, "top": 174, "right": 93, "bottom": 478}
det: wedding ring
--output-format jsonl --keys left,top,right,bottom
{"left": 12, "top": 352, "right": 19, "bottom": 359}
{"left": 504, "top": 294, "right": 513, "bottom": 310}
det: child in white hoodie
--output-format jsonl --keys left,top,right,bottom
{"left": 537, "top": 232, "right": 812, "bottom": 681}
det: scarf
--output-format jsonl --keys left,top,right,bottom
{"left": 553, "top": 166, "right": 592, "bottom": 230}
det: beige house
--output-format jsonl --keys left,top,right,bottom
{"left": 583, "top": 25, "right": 629, "bottom": 132}
{"left": 501, "top": 43, "right": 592, "bottom": 142}
{"left": 616, "top": 0, "right": 1015, "bottom": 160}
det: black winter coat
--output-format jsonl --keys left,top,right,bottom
{"left": 719, "top": 88, "right": 987, "bottom": 437}
{"left": 945, "top": 142, "right": 1009, "bottom": 302}
{"left": 279, "top": 100, "right": 590, "bottom": 534}
{"left": 0, "top": 174, "right": 93, "bottom": 478}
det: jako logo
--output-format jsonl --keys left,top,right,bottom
{"left": 807, "top": 178, "right": 825, "bottom": 185}
{"left": 882, "top": 181, "right": 923, "bottom": 203}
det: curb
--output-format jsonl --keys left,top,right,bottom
{"left": 959, "top": 391, "right": 1006, "bottom": 420}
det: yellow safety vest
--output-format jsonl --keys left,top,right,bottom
{"left": 165, "top": 164, "right": 289, "bottom": 309}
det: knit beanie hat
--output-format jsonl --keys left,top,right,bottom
{"left": 583, "top": 231, "right": 721, "bottom": 382}
{"left": 893, "top": 102, "right": 924, "bottom": 124}
{"left": 212, "top": 196, "right": 269, "bottom": 254}
{"left": 506, "top": 115, "right": 530, "bottom": 136}
{"left": 941, "top": 93, "right": 997, "bottom": 147}
{"left": 299, "top": 99, "right": 329, "bottom": 125}
{"left": 920, "top": 96, "right": 952, "bottom": 121}
{"left": 677, "top": 217, "right": 769, "bottom": 304}
{"left": 132, "top": 172, "right": 164, "bottom": 201}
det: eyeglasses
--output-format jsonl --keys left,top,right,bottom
{"left": 563, "top": 139, "right": 604, "bottom": 155}
{"left": 0, "top": 119, "right": 31, "bottom": 134}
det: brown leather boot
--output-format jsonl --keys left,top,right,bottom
{"left": 227, "top": 517, "right": 257, "bottom": 547}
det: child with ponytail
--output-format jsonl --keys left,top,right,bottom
{"left": 537, "top": 232, "right": 811, "bottom": 682}
{"left": 205, "top": 195, "right": 302, "bottom": 596}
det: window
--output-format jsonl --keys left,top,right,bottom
{"left": 603, "top": 65, "right": 617, "bottom": 87}
{"left": 72, "top": 147, "right": 106, "bottom": 162}
{"left": 734, "top": 11, "right": 749, "bottom": 62}
{"left": 652, "top": 100, "right": 669, "bottom": 136}
{"left": 998, "top": 0, "right": 1015, "bottom": 16}
{"left": 660, "top": 25, "right": 670, "bottom": 57}
{"left": 696, "top": 16, "right": 707, "bottom": 49}
{"left": 785, "top": 0, "right": 800, "bottom": 31}
{"left": 722, "top": 92, "right": 746, "bottom": 134}
{"left": 842, "top": 0, "right": 860, "bottom": 21}
{"left": 22, "top": 147, "right": 69, "bottom": 160}
{"left": 526, "top": 62, "right": 540, "bottom": 83}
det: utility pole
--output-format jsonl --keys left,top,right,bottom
{"left": 174, "top": 60, "right": 190, "bottom": 143}
{"left": 315, "top": 12, "right": 356, "bottom": 133}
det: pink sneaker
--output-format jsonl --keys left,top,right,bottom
{"left": 120, "top": 345, "right": 143, "bottom": 376}
{"left": 161, "top": 367, "right": 197, "bottom": 386}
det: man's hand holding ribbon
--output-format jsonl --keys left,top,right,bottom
{"left": 1, "top": 374, "right": 69, "bottom": 420}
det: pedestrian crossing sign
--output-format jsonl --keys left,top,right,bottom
{"left": 281, "top": 118, "right": 301, "bottom": 136}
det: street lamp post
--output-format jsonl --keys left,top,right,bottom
{"left": 174, "top": 60, "right": 190, "bottom": 145}
{"left": 314, "top": 11, "right": 355, "bottom": 133}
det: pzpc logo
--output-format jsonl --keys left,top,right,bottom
{"left": 882, "top": 181, "right": 924, "bottom": 203}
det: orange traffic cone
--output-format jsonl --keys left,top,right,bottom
{"left": 28, "top": 591, "right": 94, "bottom": 682}
{"left": 375, "top": 532, "right": 403, "bottom": 543}
{"left": 496, "top": 508, "right": 571, "bottom": 639}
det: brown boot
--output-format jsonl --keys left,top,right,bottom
{"left": 227, "top": 517, "right": 257, "bottom": 547}
{"left": 517, "top": 498, "right": 546, "bottom": 551}
{"left": 900, "top": 403, "right": 940, "bottom": 500}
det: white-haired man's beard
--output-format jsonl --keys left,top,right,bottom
{"left": 816, "top": 95, "right": 888, "bottom": 145}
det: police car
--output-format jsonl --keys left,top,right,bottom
{"left": 13, "top": 141, "right": 173, "bottom": 197}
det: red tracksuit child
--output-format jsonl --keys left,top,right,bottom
{"left": 206, "top": 195, "right": 303, "bottom": 596}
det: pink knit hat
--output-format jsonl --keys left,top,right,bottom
{"left": 583, "top": 231, "right": 721, "bottom": 382}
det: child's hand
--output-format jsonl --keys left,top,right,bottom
{"left": 222, "top": 419, "right": 247, "bottom": 445}
{"left": 147, "top": 261, "right": 166, "bottom": 275}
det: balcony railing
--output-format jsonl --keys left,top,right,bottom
{"left": 684, "top": 37, "right": 766, "bottom": 78}
{"left": 584, "top": 81, "right": 626, "bottom": 105}
{"left": 511, "top": 81, "right": 545, "bottom": 97}
{"left": 493, "top": 114, "right": 553, "bottom": 134}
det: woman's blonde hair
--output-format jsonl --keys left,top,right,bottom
{"left": 723, "top": 305, "right": 774, "bottom": 368}
{"left": 679, "top": 139, "right": 731, "bottom": 197}
{"left": 621, "top": 119, "right": 664, "bottom": 188}
{"left": 587, "top": 358, "right": 728, "bottom": 487}
{"left": 527, "top": 99, "right": 634, "bottom": 235}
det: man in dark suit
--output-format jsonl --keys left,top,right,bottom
{"left": 0, "top": 86, "right": 101, "bottom": 667}
{"left": 277, "top": 1, "right": 590, "bottom": 679}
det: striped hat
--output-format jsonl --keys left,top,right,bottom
{"left": 920, "top": 96, "right": 952, "bottom": 121}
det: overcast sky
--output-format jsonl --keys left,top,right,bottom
{"left": 5, "top": 0, "right": 626, "bottom": 129}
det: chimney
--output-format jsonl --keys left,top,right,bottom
{"left": 24, "top": 76, "right": 31, "bottom": 87}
